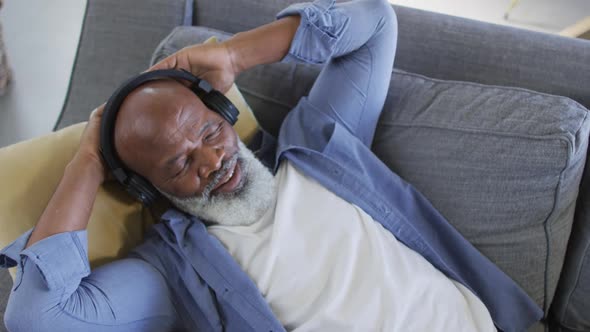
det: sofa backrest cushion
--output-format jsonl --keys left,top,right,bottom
{"left": 193, "top": 0, "right": 590, "bottom": 111}
{"left": 373, "top": 71, "right": 589, "bottom": 317}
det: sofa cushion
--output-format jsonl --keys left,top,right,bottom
{"left": 0, "top": 123, "right": 154, "bottom": 280}
{"left": 191, "top": 0, "right": 590, "bottom": 111}
{"left": 550, "top": 163, "right": 590, "bottom": 331}
{"left": 373, "top": 71, "right": 590, "bottom": 316}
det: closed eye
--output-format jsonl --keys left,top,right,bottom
{"left": 174, "top": 157, "right": 191, "bottom": 178}
{"left": 205, "top": 123, "right": 223, "bottom": 142}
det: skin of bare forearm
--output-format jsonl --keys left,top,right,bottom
{"left": 25, "top": 154, "right": 103, "bottom": 249}
{"left": 223, "top": 15, "right": 301, "bottom": 75}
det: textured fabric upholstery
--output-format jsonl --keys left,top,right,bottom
{"left": 391, "top": 6, "right": 590, "bottom": 110}
{"left": 55, "top": 0, "right": 192, "bottom": 129}
{"left": 193, "top": 0, "right": 590, "bottom": 111}
{"left": 551, "top": 163, "right": 590, "bottom": 331}
{"left": 373, "top": 71, "right": 589, "bottom": 315}
{"left": 193, "top": 0, "right": 300, "bottom": 34}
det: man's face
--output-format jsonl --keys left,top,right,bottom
{"left": 115, "top": 80, "right": 276, "bottom": 225}
{"left": 115, "top": 81, "right": 240, "bottom": 198}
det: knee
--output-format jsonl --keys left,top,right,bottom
{"left": 377, "top": 0, "right": 398, "bottom": 34}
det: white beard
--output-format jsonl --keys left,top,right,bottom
{"left": 161, "top": 141, "right": 277, "bottom": 226}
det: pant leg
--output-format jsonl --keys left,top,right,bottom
{"left": 279, "top": 0, "right": 398, "bottom": 146}
{"left": 3, "top": 232, "right": 178, "bottom": 332}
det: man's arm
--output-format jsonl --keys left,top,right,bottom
{"left": 149, "top": 16, "right": 301, "bottom": 93}
{"left": 153, "top": 0, "right": 397, "bottom": 146}
{"left": 25, "top": 105, "right": 106, "bottom": 248}
{"left": 277, "top": 0, "right": 398, "bottom": 146}
{"left": 6, "top": 104, "right": 179, "bottom": 331}
{"left": 224, "top": 16, "right": 301, "bottom": 75}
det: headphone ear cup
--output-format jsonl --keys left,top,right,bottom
{"left": 126, "top": 174, "right": 159, "bottom": 205}
{"left": 202, "top": 91, "right": 240, "bottom": 125}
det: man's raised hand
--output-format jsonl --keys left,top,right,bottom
{"left": 25, "top": 104, "right": 110, "bottom": 248}
{"left": 148, "top": 42, "right": 238, "bottom": 94}
{"left": 74, "top": 104, "right": 108, "bottom": 184}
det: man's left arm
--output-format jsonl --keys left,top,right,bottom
{"left": 151, "top": 0, "right": 397, "bottom": 147}
{"left": 150, "top": 14, "right": 301, "bottom": 94}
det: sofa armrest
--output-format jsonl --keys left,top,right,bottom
{"left": 55, "top": 0, "right": 192, "bottom": 130}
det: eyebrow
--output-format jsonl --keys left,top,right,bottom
{"left": 164, "top": 120, "right": 215, "bottom": 169}
{"left": 197, "top": 120, "right": 215, "bottom": 138}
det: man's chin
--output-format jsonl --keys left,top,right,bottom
{"left": 211, "top": 158, "right": 247, "bottom": 198}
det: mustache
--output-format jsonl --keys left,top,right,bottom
{"left": 200, "top": 153, "right": 239, "bottom": 200}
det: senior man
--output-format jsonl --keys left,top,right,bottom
{"left": 1, "top": 0, "right": 542, "bottom": 331}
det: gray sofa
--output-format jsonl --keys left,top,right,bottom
{"left": 3, "top": 0, "right": 590, "bottom": 331}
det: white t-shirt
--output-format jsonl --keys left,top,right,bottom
{"left": 207, "top": 162, "right": 495, "bottom": 331}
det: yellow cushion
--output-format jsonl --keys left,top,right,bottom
{"left": 0, "top": 73, "right": 258, "bottom": 280}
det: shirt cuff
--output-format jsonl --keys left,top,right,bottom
{"left": 1, "top": 229, "right": 91, "bottom": 291}
{"left": 0, "top": 228, "right": 33, "bottom": 269}
{"left": 276, "top": 0, "right": 347, "bottom": 64}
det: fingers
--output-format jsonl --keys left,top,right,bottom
{"left": 90, "top": 103, "right": 106, "bottom": 120}
{"left": 148, "top": 53, "right": 178, "bottom": 72}
{"left": 95, "top": 103, "right": 106, "bottom": 115}
{"left": 147, "top": 47, "right": 197, "bottom": 74}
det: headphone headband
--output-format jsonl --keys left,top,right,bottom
{"left": 99, "top": 69, "right": 240, "bottom": 205}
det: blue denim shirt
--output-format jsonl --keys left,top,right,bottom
{"left": 1, "top": 0, "right": 542, "bottom": 331}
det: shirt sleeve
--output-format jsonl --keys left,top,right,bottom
{"left": 276, "top": 0, "right": 346, "bottom": 64}
{"left": 1, "top": 229, "right": 90, "bottom": 292}
{"left": 274, "top": 0, "right": 397, "bottom": 147}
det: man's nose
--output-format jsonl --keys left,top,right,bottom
{"left": 196, "top": 146, "right": 224, "bottom": 179}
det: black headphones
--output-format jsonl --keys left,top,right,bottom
{"left": 99, "top": 69, "right": 240, "bottom": 205}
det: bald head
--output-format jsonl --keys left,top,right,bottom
{"left": 114, "top": 80, "right": 198, "bottom": 157}
{"left": 111, "top": 79, "right": 239, "bottom": 198}
{"left": 108, "top": 79, "right": 275, "bottom": 226}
